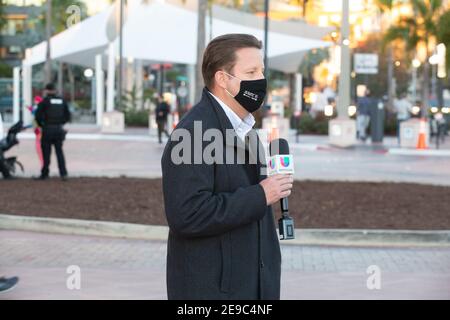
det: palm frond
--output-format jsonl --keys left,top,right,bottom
{"left": 405, "top": 34, "right": 420, "bottom": 52}
{"left": 411, "top": 0, "right": 428, "bottom": 18}
{"left": 430, "top": 0, "right": 443, "bottom": 14}
{"left": 375, "top": 0, "right": 394, "bottom": 12}
{"left": 382, "top": 25, "right": 409, "bottom": 51}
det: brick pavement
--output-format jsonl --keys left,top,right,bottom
{"left": 1, "top": 230, "right": 449, "bottom": 299}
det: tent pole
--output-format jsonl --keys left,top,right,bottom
{"left": 135, "top": 59, "right": 143, "bottom": 110}
{"left": 118, "top": 0, "right": 124, "bottom": 110}
{"left": 21, "top": 62, "right": 32, "bottom": 124}
{"left": 96, "top": 54, "right": 105, "bottom": 125}
{"left": 107, "top": 42, "right": 116, "bottom": 112}
{"left": 188, "top": 64, "right": 196, "bottom": 107}
{"left": 337, "top": 0, "right": 350, "bottom": 119}
{"left": 13, "top": 66, "right": 21, "bottom": 123}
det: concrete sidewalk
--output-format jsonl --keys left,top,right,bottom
{"left": 1, "top": 230, "right": 449, "bottom": 299}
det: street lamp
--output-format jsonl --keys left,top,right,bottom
{"left": 347, "top": 105, "right": 357, "bottom": 117}
{"left": 84, "top": 68, "right": 94, "bottom": 79}
{"left": 412, "top": 59, "right": 421, "bottom": 68}
{"left": 324, "top": 104, "right": 334, "bottom": 117}
{"left": 411, "top": 105, "right": 421, "bottom": 115}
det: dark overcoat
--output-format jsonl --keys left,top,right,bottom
{"left": 161, "top": 88, "right": 281, "bottom": 300}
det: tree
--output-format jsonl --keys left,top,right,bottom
{"left": 437, "top": 10, "right": 450, "bottom": 75}
{"left": 0, "top": 0, "right": 6, "bottom": 30}
{"left": 383, "top": 0, "right": 445, "bottom": 116}
{"left": 40, "top": 0, "right": 87, "bottom": 98}
{"left": 376, "top": 0, "right": 396, "bottom": 112}
{"left": 0, "top": 0, "right": 6, "bottom": 49}
{"left": 44, "top": 0, "right": 52, "bottom": 84}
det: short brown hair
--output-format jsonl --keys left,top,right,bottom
{"left": 202, "top": 34, "right": 263, "bottom": 90}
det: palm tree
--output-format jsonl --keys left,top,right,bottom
{"left": 0, "top": 0, "right": 6, "bottom": 49}
{"left": 44, "top": 0, "right": 52, "bottom": 84}
{"left": 383, "top": 0, "right": 445, "bottom": 116}
{"left": 376, "top": 0, "right": 395, "bottom": 112}
{"left": 437, "top": 9, "right": 450, "bottom": 75}
{"left": 0, "top": 0, "right": 5, "bottom": 29}
{"left": 41, "top": 0, "right": 87, "bottom": 98}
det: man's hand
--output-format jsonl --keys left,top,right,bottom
{"left": 259, "top": 174, "right": 294, "bottom": 206}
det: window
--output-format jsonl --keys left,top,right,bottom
{"left": 4, "top": 0, "right": 45, "bottom": 6}
{"left": 8, "top": 46, "right": 22, "bottom": 54}
{"left": 1, "top": 19, "right": 25, "bottom": 36}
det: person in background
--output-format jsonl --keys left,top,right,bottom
{"left": 28, "top": 95, "right": 44, "bottom": 167}
{"left": 310, "top": 86, "right": 328, "bottom": 119}
{"left": 393, "top": 92, "right": 412, "bottom": 145}
{"left": 35, "top": 83, "right": 71, "bottom": 181}
{"left": 155, "top": 95, "right": 170, "bottom": 144}
{"left": 356, "top": 89, "right": 373, "bottom": 142}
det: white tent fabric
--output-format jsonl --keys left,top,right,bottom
{"left": 24, "top": 0, "right": 332, "bottom": 72}
{"left": 23, "top": 4, "right": 115, "bottom": 67}
{"left": 120, "top": 1, "right": 332, "bottom": 71}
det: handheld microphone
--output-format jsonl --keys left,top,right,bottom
{"left": 269, "top": 138, "right": 295, "bottom": 240}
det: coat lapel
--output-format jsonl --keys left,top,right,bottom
{"left": 203, "top": 88, "right": 266, "bottom": 182}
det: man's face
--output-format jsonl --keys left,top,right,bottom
{"left": 219, "top": 47, "right": 265, "bottom": 97}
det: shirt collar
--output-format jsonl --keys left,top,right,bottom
{"left": 208, "top": 91, "right": 255, "bottom": 140}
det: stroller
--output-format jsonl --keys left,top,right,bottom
{"left": 0, "top": 121, "right": 27, "bottom": 179}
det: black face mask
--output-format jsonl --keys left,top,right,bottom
{"left": 224, "top": 72, "right": 267, "bottom": 113}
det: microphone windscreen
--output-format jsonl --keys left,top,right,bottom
{"left": 269, "top": 138, "right": 289, "bottom": 156}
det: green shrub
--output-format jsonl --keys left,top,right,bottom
{"left": 295, "top": 112, "right": 333, "bottom": 135}
{"left": 124, "top": 109, "right": 149, "bottom": 127}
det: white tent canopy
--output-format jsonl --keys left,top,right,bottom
{"left": 120, "top": 1, "right": 332, "bottom": 70}
{"left": 24, "top": 0, "right": 332, "bottom": 72}
{"left": 23, "top": 4, "right": 115, "bottom": 67}
{"left": 17, "top": 0, "right": 333, "bottom": 125}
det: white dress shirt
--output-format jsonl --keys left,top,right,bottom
{"left": 208, "top": 91, "right": 255, "bottom": 141}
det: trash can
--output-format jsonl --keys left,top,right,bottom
{"left": 371, "top": 101, "right": 384, "bottom": 143}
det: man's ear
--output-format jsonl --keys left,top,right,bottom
{"left": 214, "top": 70, "right": 227, "bottom": 90}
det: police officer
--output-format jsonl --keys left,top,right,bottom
{"left": 35, "top": 83, "right": 71, "bottom": 181}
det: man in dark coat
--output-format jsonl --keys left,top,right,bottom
{"left": 161, "top": 34, "right": 293, "bottom": 300}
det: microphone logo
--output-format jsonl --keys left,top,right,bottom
{"left": 269, "top": 159, "right": 276, "bottom": 169}
{"left": 280, "top": 156, "right": 290, "bottom": 168}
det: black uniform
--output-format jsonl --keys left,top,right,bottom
{"left": 155, "top": 101, "right": 170, "bottom": 143}
{"left": 35, "top": 94, "right": 71, "bottom": 178}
